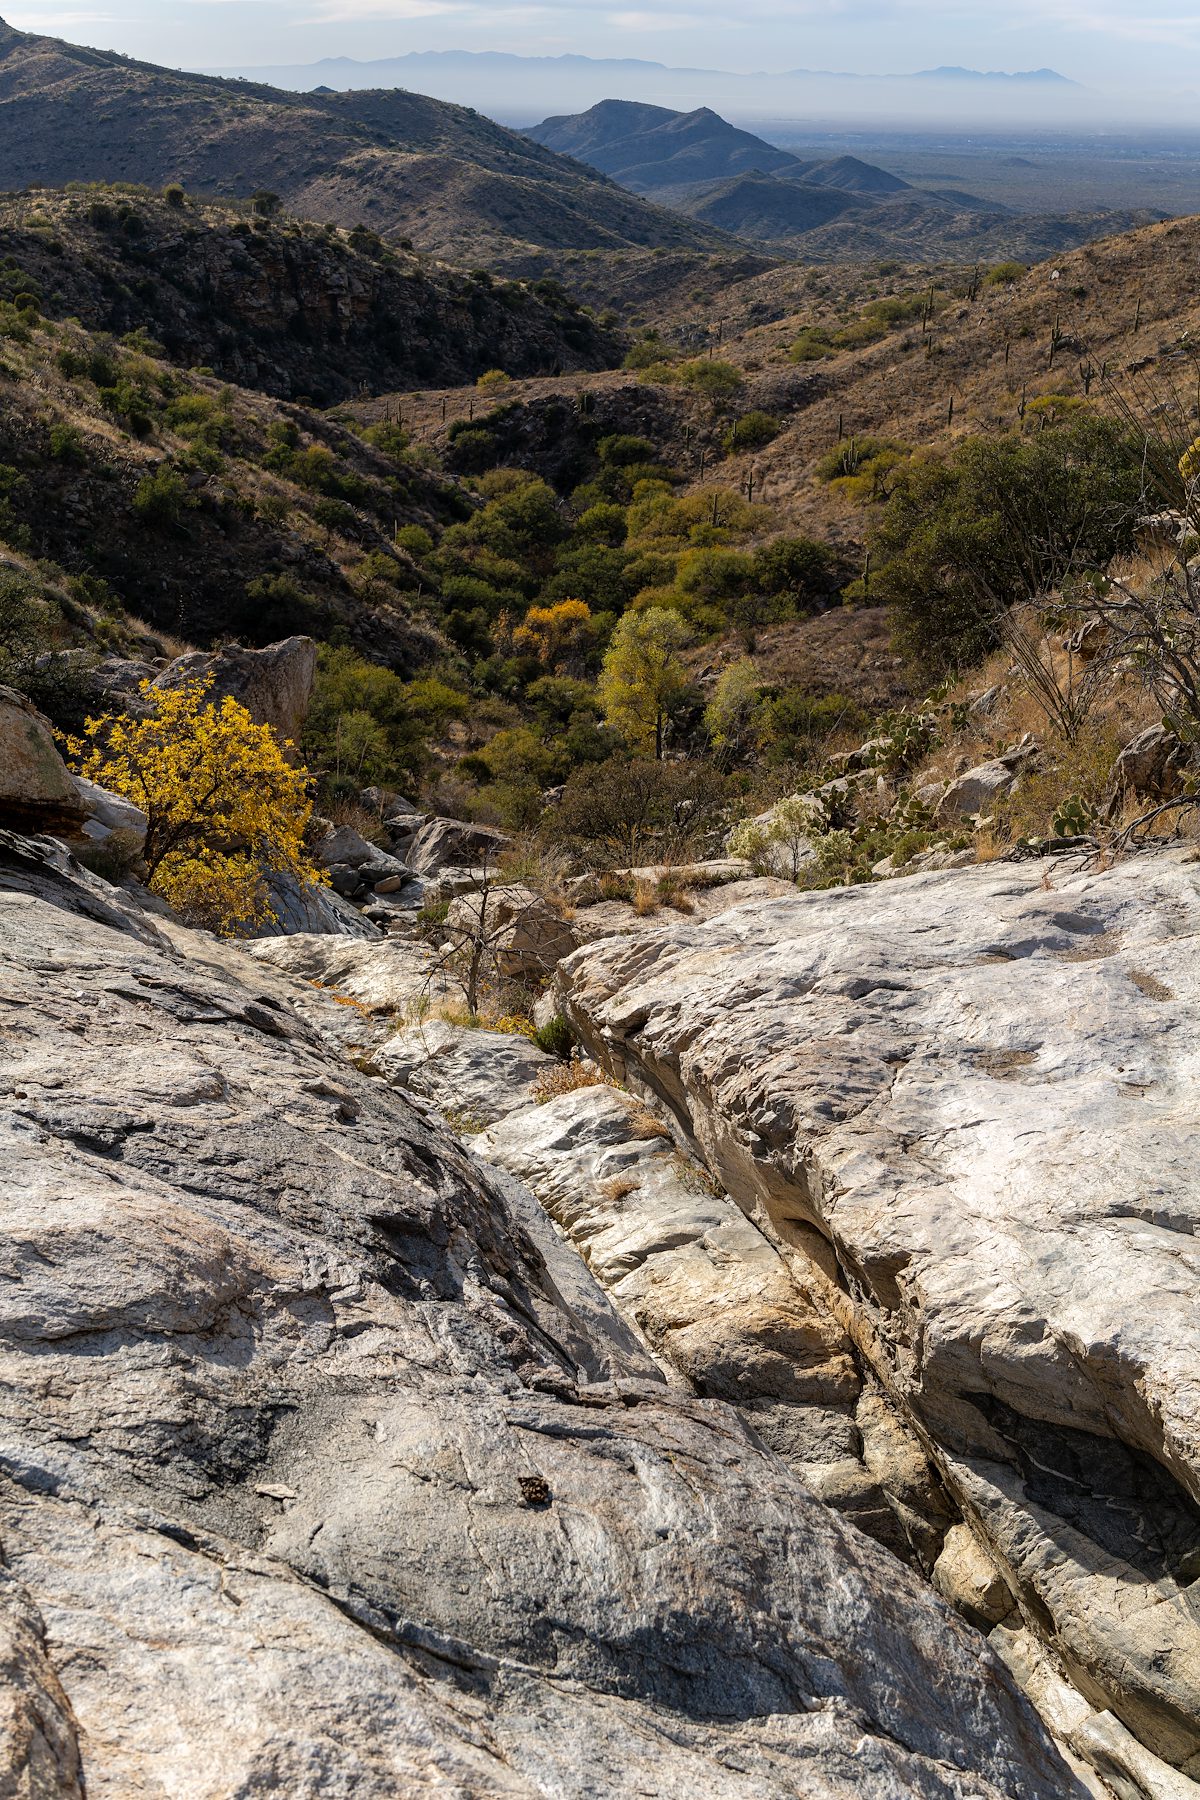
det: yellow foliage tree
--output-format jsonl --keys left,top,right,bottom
{"left": 598, "top": 606, "right": 691, "bottom": 759}
{"left": 513, "top": 599, "right": 595, "bottom": 672}
{"left": 70, "top": 678, "right": 324, "bottom": 936}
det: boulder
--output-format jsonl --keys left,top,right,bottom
{"left": 313, "top": 824, "right": 378, "bottom": 869}
{"left": 936, "top": 761, "right": 1016, "bottom": 821}
{"left": 376, "top": 1020, "right": 552, "bottom": 1126}
{"left": 558, "top": 850, "right": 1200, "bottom": 1782}
{"left": 446, "top": 883, "right": 577, "bottom": 980}
{"left": 408, "top": 816, "right": 510, "bottom": 876}
{"left": 0, "top": 685, "right": 87, "bottom": 833}
{"left": 1108, "top": 725, "right": 1197, "bottom": 805}
{"left": 254, "top": 871, "right": 383, "bottom": 940}
{"left": 936, "top": 736, "right": 1041, "bottom": 824}
{"left": 153, "top": 636, "right": 318, "bottom": 747}
{"left": 0, "top": 829, "right": 1082, "bottom": 1800}
{"left": 73, "top": 776, "right": 148, "bottom": 850}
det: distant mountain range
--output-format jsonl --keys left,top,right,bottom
{"left": 208, "top": 48, "right": 1089, "bottom": 126}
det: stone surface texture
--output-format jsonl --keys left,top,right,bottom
{"left": 0, "top": 830, "right": 1083, "bottom": 1798}
{"left": 0, "top": 685, "right": 87, "bottom": 832}
{"left": 376, "top": 1020, "right": 553, "bottom": 1125}
{"left": 558, "top": 849, "right": 1200, "bottom": 1781}
{"left": 153, "top": 635, "right": 318, "bottom": 747}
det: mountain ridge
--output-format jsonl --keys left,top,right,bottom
{"left": 0, "top": 17, "right": 730, "bottom": 271}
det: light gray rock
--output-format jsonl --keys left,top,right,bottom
{"left": 477, "top": 1083, "right": 948, "bottom": 1561}
{"left": 244, "top": 930, "right": 444, "bottom": 1014}
{"left": 315, "top": 824, "right": 380, "bottom": 869}
{"left": 0, "top": 830, "right": 1083, "bottom": 1800}
{"left": 73, "top": 775, "right": 148, "bottom": 849}
{"left": 559, "top": 850, "right": 1200, "bottom": 1780}
{"left": 409, "top": 816, "right": 510, "bottom": 876}
{"left": 936, "top": 737, "right": 1040, "bottom": 823}
{"left": 153, "top": 635, "right": 317, "bottom": 747}
{"left": 376, "top": 1020, "right": 552, "bottom": 1126}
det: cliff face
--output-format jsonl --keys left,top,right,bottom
{"left": 559, "top": 851, "right": 1200, "bottom": 1788}
{"left": 0, "top": 830, "right": 1080, "bottom": 1798}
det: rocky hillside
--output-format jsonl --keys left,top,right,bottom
{"left": 0, "top": 17, "right": 728, "bottom": 271}
{"left": 0, "top": 190, "right": 622, "bottom": 401}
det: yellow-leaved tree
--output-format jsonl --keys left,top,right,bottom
{"left": 512, "top": 599, "right": 595, "bottom": 673}
{"left": 598, "top": 606, "right": 691, "bottom": 759}
{"left": 71, "top": 677, "right": 323, "bottom": 936}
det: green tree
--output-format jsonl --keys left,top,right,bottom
{"left": 870, "top": 415, "right": 1145, "bottom": 672}
{"left": 705, "top": 659, "right": 762, "bottom": 761}
{"left": 598, "top": 607, "right": 691, "bottom": 759}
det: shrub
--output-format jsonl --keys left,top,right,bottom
{"left": 132, "top": 467, "right": 190, "bottom": 527}
{"left": 163, "top": 184, "right": 186, "bottom": 209}
{"left": 68, "top": 677, "right": 323, "bottom": 935}
{"left": 674, "top": 359, "right": 742, "bottom": 399}
{"left": 476, "top": 369, "right": 512, "bottom": 394}
{"left": 724, "top": 411, "right": 781, "bottom": 453}
{"left": 869, "top": 415, "right": 1145, "bottom": 672}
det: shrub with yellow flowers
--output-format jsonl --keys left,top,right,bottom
{"left": 68, "top": 677, "right": 325, "bottom": 935}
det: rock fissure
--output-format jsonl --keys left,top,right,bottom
{"left": 558, "top": 854, "right": 1200, "bottom": 1784}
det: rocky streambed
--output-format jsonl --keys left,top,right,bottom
{"left": 2, "top": 826, "right": 1198, "bottom": 1797}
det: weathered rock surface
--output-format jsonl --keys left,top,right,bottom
{"left": 153, "top": 636, "right": 318, "bottom": 746}
{"left": 935, "top": 739, "right": 1040, "bottom": 823}
{"left": 409, "top": 816, "right": 510, "bottom": 877}
{"left": 376, "top": 1020, "right": 552, "bottom": 1125}
{"left": 245, "top": 929, "right": 443, "bottom": 1014}
{"left": 0, "top": 830, "right": 1083, "bottom": 1798}
{"left": 478, "top": 1082, "right": 953, "bottom": 1561}
{"left": 0, "top": 685, "right": 87, "bottom": 833}
{"left": 255, "top": 869, "right": 384, "bottom": 940}
{"left": 559, "top": 850, "right": 1200, "bottom": 1781}
{"left": 73, "top": 775, "right": 148, "bottom": 849}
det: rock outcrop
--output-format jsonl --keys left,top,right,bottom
{"left": 558, "top": 849, "right": 1200, "bottom": 1786}
{"left": 153, "top": 636, "right": 318, "bottom": 747}
{"left": 0, "top": 830, "right": 1082, "bottom": 1798}
{"left": 0, "top": 685, "right": 87, "bottom": 835}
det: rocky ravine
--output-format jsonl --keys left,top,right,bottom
{"left": 557, "top": 849, "right": 1200, "bottom": 1795}
{"left": 0, "top": 831, "right": 1083, "bottom": 1799}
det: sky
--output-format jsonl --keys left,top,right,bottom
{"left": 6, "top": 0, "right": 1200, "bottom": 91}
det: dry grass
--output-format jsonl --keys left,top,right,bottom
{"left": 632, "top": 881, "right": 661, "bottom": 918}
{"left": 1129, "top": 967, "right": 1174, "bottom": 1001}
{"left": 629, "top": 1104, "right": 674, "bottom": 1142}
{"left": 531, "top": 1059, "right": 617, "bottom": 1105}
{"left": 599, "top": 1174, "right": 642, "bottom": 1203}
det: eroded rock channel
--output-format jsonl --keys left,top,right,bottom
{"left": 556, "top": 850, "right": 1200, "bottom": 1798}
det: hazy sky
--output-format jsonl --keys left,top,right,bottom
{"left": 7, "top": 0, "right": 1200, "bottom": 88}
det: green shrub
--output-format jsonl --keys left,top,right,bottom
{"left": 724, "top": 411, "right": 781, "bottom": 454}
{"left": 132, "top": 467, "right": 189, "bottom": 527}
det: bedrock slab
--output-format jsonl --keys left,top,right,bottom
{"left": 558, "top": 850, "right": 1200, "bottom": 1775}
{"left": 0, "top": 833, "right": 1080, "bottom": 1799}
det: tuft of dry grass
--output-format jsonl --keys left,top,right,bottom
{"left": 599, "top": 1174, "right": 642, "bottom": 1203}
{"left": 531, "top": 1059, "right": 617, "bottom": 1105}
{"left": 632, "top": 881, "right": 661, "bottom": 918}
